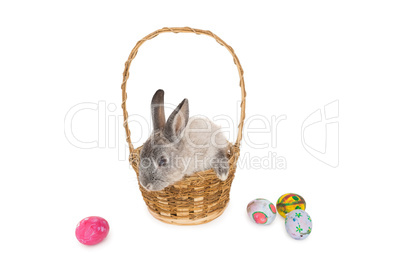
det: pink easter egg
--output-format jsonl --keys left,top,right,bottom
{"left": 75, "top": 216, "right": 109, "bottom": 245}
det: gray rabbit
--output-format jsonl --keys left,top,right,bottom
{"left": 139, "top": 89, "right": 230, "bottom": 191}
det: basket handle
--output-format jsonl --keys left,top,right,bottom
{"left": 121, "top": 27, "right": 246, "bottom": 155}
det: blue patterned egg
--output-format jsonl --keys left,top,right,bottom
{"left": 285, "top": 209, "right": 312, "bottom": 240}
{"left": 247, "top": 198, "right": 277, "bottom": 225}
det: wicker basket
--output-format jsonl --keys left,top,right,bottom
{"left": 121, "top": 27, "right": 246, "bottom": 225}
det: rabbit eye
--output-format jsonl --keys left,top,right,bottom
{"left": 158, "top": 157, "right": 167, "bottom": 167}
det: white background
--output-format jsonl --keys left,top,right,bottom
{"left": 1, "top": 1, "right": 401, "bottom": 267}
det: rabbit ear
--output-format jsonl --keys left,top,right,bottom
{"left": 164, "top": 98, "right": 189, "bottom": 142}
{"left": 151, "top": 89, "right": 166, "bottom": 131}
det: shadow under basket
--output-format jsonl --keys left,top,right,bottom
{"left": 121, "top": 27, "right": 246, "bottom": 225}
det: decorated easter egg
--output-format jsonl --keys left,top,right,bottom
{"left": 247, "top": 198, "right": 277, "bottom": 225}
{"left": 75, "top": 216, "right": 110, "bottom": 245}
{"left": 276, "top": 193, "right": 306, "bottom": 218}
{"left": 285, "top": 209, "right": 312, "bottom": 240}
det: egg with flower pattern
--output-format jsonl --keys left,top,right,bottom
{"left": 247, "top": 198, "right": 277, "bottom": 225}
{"left": 285, "top": 209, "right": 312, "bottom": 240}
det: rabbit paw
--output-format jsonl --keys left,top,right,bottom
{"left": 214, "top": 160, "right": 229, "bottom": 181}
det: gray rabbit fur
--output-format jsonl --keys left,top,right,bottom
{"left": 139, "top": 89, "right": 230, "bottom": 191}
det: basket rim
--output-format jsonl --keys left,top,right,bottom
{"left": 130, "top": 142, "right": 240, "bottom": 188}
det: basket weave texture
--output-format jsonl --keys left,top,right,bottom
{"left": 121, "top": 27, "right": 246, "bottom": 225}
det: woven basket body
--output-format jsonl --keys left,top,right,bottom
{"left": 121, "top": 27, "right": 246, "bottom": 225}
